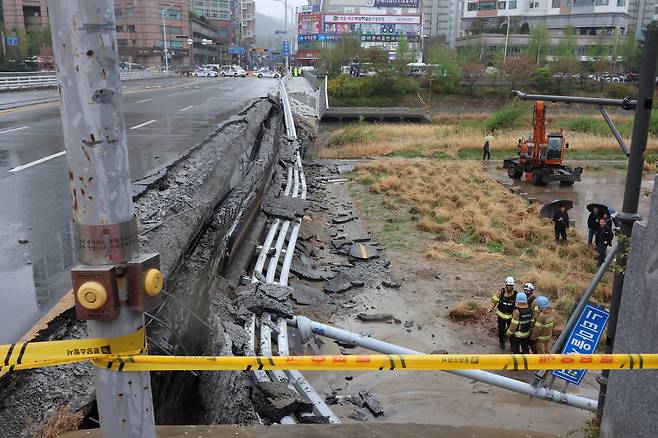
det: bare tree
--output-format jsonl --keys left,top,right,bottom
{"left": 461, "top": 61, "right": 483, "bottom": 94}
{"left": 499, "top": 55, "right": 534, "bottom": 90}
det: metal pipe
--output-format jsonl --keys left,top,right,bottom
{"left": 266, "top": 220, "right": 290, "bottom": 283}
{"left": 533, "top": 242, "right": 620, "bottom": 385}
{"left": 245, "top": 314, "right": 269, "bottom": 383}
{"left": 260, "top": 313, "right": 297, "bottom": 424}
{"left": 599, "top": 107, "right": 631, "bottom": 157}
{"left": 512, "top": 90, "right": 636, "bottom": 110}
{"left": 48, "top": 2, "right": 155, "bottom": 435}
{"left": 598, "top": 28, "right": 658, "bottom": 415}
{"left": 290, "top": 316, "right": 598, "bottom": 411}
{"left": 279, "top": 153, "right": 306, "bottom": 287}
{"left": 252, "top": 219, "right": 280, "bottom": 283}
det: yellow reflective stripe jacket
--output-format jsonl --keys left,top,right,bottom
{"left": 531, "top": 310, "right": 556, "bottom": 341}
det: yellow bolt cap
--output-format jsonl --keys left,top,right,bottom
{"left": 144, "top": 268, "right": 163, "bottom": 297}
{"left": 77, "top": 281, "right": 107, "bottom": 310}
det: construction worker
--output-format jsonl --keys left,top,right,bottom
{"left": 490, "top": 276, "right": 517, "bottom": 350}
{"left": 530, "top": 296, "right": 556, "bottom": 354}
{"left": 506, "top": 292, "right": 533, "bottom": 354}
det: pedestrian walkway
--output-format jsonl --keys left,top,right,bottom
{"left": 286, "top": 76, "right": 315, "bottom": 95}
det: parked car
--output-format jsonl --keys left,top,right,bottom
{"left": 192, "top": 67, "right": 218, "bottom": 77}
{"left": 256, "top": 68, "right": 280, "bottom": 78}
{"left": 219, "top": 65, "right": 233, "bottom": 76}
{"left": 174, "top": 65, "right": 196, "bottom": 76}
{"left": 232, "top": 66, "right": 247, "bottom": 77}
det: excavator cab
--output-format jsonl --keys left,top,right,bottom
{"left": 545, "top": 134, "right": 564, "bottom": 162}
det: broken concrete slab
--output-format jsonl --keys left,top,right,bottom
{"left": 381, "top": 280, "right": 401, "bottom": 289}
{"left": 290, "top": 282, "right": 332, "bottom": 306}
{"left": 348, "top": 408, "right": 369, "bottom": 422}
{"left": 262, "top": 196, "right": 309, "bottom": 221}
{"left": 332, "top": 215, "right": 355, "bottom": 224}
{"left": 349, "top": 243, "right": 379, "bottom": 260}
{"left": 252, "top": 381, "right": 313, "bottom": 422}
{"left": 337, "top": 164, "right": 354, "bottom": 174}
{"left": 233, "top": 290, "right": 294, "bottom": 319}
{"left": 259, "top": 283, "right": 293, "bottom": 301}
{"left": 359, "top": 391, "right": 384, "bottom": 417}
{"left": 290, "top": 255, "right": 336, "bottom": 281}
{"left": 325, "top": 272, "right": 364, "bottom": 294}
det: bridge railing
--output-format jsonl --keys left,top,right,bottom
{"left": 0, "top": 70, "right": 173, "bottom": 91}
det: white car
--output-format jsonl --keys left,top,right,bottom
{"left": 232, "top": 67, "right": 247, "bottom": 77}
{"left": 192, "top": 68, "right": 218, "bottom": 77}
{"left": 256, "top": 68, "right": 280, "bottom": 78}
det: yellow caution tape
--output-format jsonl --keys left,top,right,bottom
{"left": 93, "top": 353, "right": 658, "bottom": 372}
{"left": 0, "top": 327, "right": 145, "bottom": 374}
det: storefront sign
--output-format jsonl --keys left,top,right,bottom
{"left": 360, "top": 34, "right": 420, "bottom": 42}
{"left": 298, "top": 13, "right": 322, "bottom": 35}
{"left": 323, "top": 14, "right": 421, "bottom": 25}
{"left": 372, "top": 0, "right": 419, "bottom": 7}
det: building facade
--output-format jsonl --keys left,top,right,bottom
{"left": 0, "top": 0, "right": 48, "bottom": 31}
{"left": 193, "top": 0, "right": 231, "bottom": 20}
{"left": 461, "top": 0, "right": 657, "bottom": 38}
{"left": 232, "top": 0, "right": 255, "bottom": 45}
{"left": 423, "top": 0, "right": 462, "bottom": 47}
{"left": 113, "top": 0, "right": 191, "bottom": 67}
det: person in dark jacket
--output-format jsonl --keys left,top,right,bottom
{"left": 482, "top": 140, "right": 491, "bottom": 160}
{"left": 587, "top": 206, "right": 601, "bottom": 246}
{"left": 552, "top": 205, "right": 569, "bottom": 243}
{"left": 595, "top": 218, "right": 614, "bottom": 266}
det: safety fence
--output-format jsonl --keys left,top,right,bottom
{"left": 0, "top": 70, "right": 174, "bottom": 91}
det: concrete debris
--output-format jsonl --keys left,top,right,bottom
{"left": 357, "top": 313, "right": 401, "bottom": 324}
{"left": 348, "top": 408, "right": 369, "bottom": 422}
{"left": 332, "top": 215, "right": 355, "bottom": 224}
{"left": 298, "top": 414, "right": 331, "bottom": 424}
{"left": 233, "top": 288, "right": 294, "bottom": 319}
{"left": 290, "top": 254, "right": 335, "bottom": 281}
{"left": 18, "top": 238, "right": 28, "bottom": 244}
{"left": 262, "top": 196, "right": 309, "bottom": 221}
{"left": 381, "top": 280, "right": 401, "bottom": 289}
{"left": 290, "top": 282, "right": 332, "bottom": 306}
{"left": 359, "top": 391, "right": 384, "bottom": 417}
{"left": 349, "top": 243, "right": 379, "bottom": 260}
{"left": 252, "top": 381, "right": 313, "bottom": 422}
{"left": 325, "top": 272, "right": 365, "bottom": 294}
{"left": 259, "top": 283, "right": 293, "bottom": 301}
{"left": 337, "top": 164, "right": 354, "bottom": 174}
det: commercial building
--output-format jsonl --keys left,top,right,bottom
{"left": 0, "top": 0, "right": 48, "bottom": 31}
{"left": 423, "top": 0, "right": 462, "bottom": 47}
{"left": 461, "top": 0, "right": 658, "bottom": 40}
{"left": 297, "top": 0, "right": 424, "bottom": 64}
{"left": 191, "top": 17, "right": 231, "bottom": 65}
{"left": 193, "top": 0, "right": 231, "bottom": 20}
{"left": 113, "top": 0, "right": 191, "bottom": 67}
{"left": 233, "top": 0, "right": 255, "bottom": 45}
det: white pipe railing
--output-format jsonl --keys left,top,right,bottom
{"left": 0, "top": 70, "right": 174, "bottom": 91}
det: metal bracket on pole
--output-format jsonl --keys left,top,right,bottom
{"left": 512, "top": 90, "right": 637, "bottom": 110}
{"left": 598, "top": 106, "right": 631, "bottom": 158}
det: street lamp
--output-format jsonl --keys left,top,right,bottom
{"left": 500, "top": 15, "right": 511, "bottom": 62}
{"left": 274, "top": 0, "right": 294, "bottom": 72}
{"left": 161, "top": 3, "right": 176, "bottom": 72}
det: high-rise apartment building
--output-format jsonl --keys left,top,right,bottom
{"left": 194, "top": 0, "right": 231, "bottom": 20}
{"left": 1, "top": 0, "right": 48, "bottom": 31}
{"left": 232, "top": 0, "right": 255, "bottom": 45}
{"left": 423, "top": 0, "right": 462, "bottom": 47}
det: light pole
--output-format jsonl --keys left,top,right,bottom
{"left": 161, "top": 4, "right": 176, "bottom": 72}
{"left": 501, "top": 15, "right": 511, "bottom": 62}
{"left": 274, "top": 0, "right": 294, "bottom": 72}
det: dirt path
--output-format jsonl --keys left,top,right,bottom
{"left": 292, "top": 161, "right": 596, "bottom": 437}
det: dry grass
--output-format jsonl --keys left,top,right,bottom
{"left": 449, "top": 300, "right": 488, "bottom": 321}
{"left": 32, "top": 405, "right": 83, "bottom": 438}
{"left": 320, "top": 121, "right": 658, "bottom": 160}
{"left": 353, "top": 159, "right": 611, "bottom": 312}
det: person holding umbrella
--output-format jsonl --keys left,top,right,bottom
{"left": 595, "top": 218, "right": 614, "bottom": 266}
{"left": 587, "top": 205, "right": 602, "bottom": 246}
{"left": 552, "top": 204, "right": 570, "bottom": 243}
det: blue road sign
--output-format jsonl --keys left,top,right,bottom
{"left": 227, "top": 46, "right": 245, "bottom": 55}
{"left": 553, "top": 304, "right": 609, "bottom": 385}
{"left": 282, "top": 40, "right": 289, "bottom": 57}
{"left": 274, "top": 30, "right": 287, "bottom": 36}
{"left": 7, "top": 36, "right": 18, "bottom": 47}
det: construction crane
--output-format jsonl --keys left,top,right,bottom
{"left": 503, "top": 100, "right": 583, "bottom": 186}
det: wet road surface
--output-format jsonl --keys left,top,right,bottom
{"left": 0, "top": 77, "right": 278, "bottom": 343}
{"left": 484, "top": 161, "right": 654, "bottom": 236}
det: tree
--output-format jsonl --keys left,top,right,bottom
{"left": 620, "top": 29, "right": 641, "bottom": 72}
{"left": 550, "top": 57, "right": 578, "bottom": 92}
{"left": 499, "top": 55, "right": 534, "bottom": 90}
{"left": 557, "top": 26, "right": 576, "bottom": 58}
{"left": 359, "top": 47, "right": 388, "bottom": 73}
{"left": 394, "top": 35, "right": 414, "bottom": 74}
{"left": 319, "top": 37, "right": 360, "bottom": 76}
{"left": 592, "top": 58, "right": 612, "bottom": 91}
{"left": 427, "top": 43, "right": 460, "bottom": 93}
{"left": 525, "top": 25, "right": 549, "bottom": 64}
{"left": 461, "top": 60, "right": 483, "bottom": 94}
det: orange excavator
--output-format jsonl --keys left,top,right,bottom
{"left": 503, "top": 101, "right": 582, "bottom": 186}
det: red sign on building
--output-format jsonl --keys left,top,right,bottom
{"left": 298, "top": 13, "right": 322, "bottom": 35}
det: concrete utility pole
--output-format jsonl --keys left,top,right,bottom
{"left": 48, "top": 1, "right": 161, "bottom": 436}
{"left": 597, "top": 28, "right": 658, "bottom": 417}
{"left": 162, "top": 4, "right": 176, "bottom": 72}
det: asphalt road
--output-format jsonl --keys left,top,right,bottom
{"left": 0, "top": 76, "right": 278, "bottom": 343}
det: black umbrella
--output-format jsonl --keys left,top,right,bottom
{"left": 540, "top": 199, "right": 574, "bottom": 219}
{"left": 587, "top": 203, "right": 611, "bottom": 214}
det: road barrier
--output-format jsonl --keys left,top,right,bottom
{"left": 0, "top": 70, "right": 174, "bottom": 91}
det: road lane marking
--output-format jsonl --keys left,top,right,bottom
{"left": 129, "top": 119, "right": 157, "bottom": 130}
{"left": 207, "top": 97, "right": 216, "bottom": 101}
{"left": 179, "top": 105, "right": 194, "bottom": 112}
{"left": 136, "top": 98, "right": 153, "bottom": 103}
{"left": 9, "top": 151, "right": 66, "bottom": 173}
{"left": 0, "top": 126, "right": 29, "bottom": 135}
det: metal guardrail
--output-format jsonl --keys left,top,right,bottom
{"left": 0, "top": 70, "right": 173, "bottom": 91}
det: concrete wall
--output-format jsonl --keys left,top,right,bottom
{"left": 601, "top": 175, "right": 658, "bottom": 438}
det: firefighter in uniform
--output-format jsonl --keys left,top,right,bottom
{"left": 506, "top": 292, "right": 533, "bottom": 354}
{"left": 522, "top": 282, "right": 539, "bottom": 352}
{"left": 490, "top": 276, "right": 517, "bottom": 350}
{"left": 530, "top": 296, "right": 556, "bottom": 354}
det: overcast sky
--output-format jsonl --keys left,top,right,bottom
{"left": 255, "top": 0, "right": 308, "bottom": 21}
